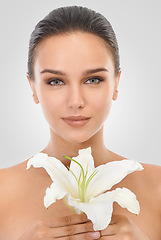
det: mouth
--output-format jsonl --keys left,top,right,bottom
{"left": 62, "top": 116, "right": 91, "bottom": 127}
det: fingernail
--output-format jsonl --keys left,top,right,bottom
{"left": 91, "top": 231, "right": 100, "bottom": 239}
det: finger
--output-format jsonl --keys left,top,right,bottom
{"left": 49, "top": 221, "right": 96, "bottom": 238}
{"left": 101, "top": 236, "right": 117, "bottom": 240}
{"left": 101, "top": 224, "right": 117, "bottom": 236}
{"left": 48, "top": 214, "right": 90, "bottom": 228}
{"left": 55, "top": 231, "right": 101, "bottom": 240}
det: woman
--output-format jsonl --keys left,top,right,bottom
{"left": 0, "top": 5, "right": 160, "bottom": 240}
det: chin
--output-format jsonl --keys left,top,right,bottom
{"left": 66, "top": 136, "right": 90, "bottom": 144}
{"left": 62, "top": 131, "right": 96, "bottom": 145}
{"left": 52, "top": 123, "right": 102, "bottom": 145}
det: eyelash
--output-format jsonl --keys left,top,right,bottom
{"left": 47, "top": 77, "right": 104, "bottom": 86}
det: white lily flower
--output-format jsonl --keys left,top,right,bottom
{"left": 27, "top": 147, "right": 143, "bottom": 231}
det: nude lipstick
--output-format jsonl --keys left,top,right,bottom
{"left": 62, "top": 116, "right": 91, "bottom": 127}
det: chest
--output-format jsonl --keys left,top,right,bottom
{"left": 1, "top": 177, "right": 161, "bottom": 240}
{"left": 2, "top": 194, "right": 160, "bottom": 240}
{"left": 1, "top": 178, "right": 73, "bottom": 240}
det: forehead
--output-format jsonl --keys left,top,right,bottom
{"left": 34, "top": 32, "right": 115, "bottom": 73}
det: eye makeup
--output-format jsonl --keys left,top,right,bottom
{"left": 46, "top": 76, "right": 104, "bottom": 86}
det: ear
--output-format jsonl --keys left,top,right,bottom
{"left": 112, "top": 69, "right": 121, "bottom": 101}
{"left": 26, "top": 73, "right": 39, "bottom": 104}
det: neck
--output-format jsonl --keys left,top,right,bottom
{"left": 41, "top": 126, "right": 112, "bottom": 167}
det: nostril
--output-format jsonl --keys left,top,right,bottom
{"left": 67, "top": 91, "right": 85, "bottom": 109}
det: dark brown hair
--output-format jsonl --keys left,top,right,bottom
{"left": 27, "top": 6, "right": 120, "bottom": 80}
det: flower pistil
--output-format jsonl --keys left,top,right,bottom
{"left": 64, "top": 155, "right": 98, "bottom": 202}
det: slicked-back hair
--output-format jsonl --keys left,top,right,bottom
{"left": 28, "top": 6, "right": 120, "bottom": 80}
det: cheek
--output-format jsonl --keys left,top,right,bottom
{"left": 38, "top": 90, "right": 62, "bottom": 120}
{"left": 91, "top": 90, "right": 113, "bottom": 117}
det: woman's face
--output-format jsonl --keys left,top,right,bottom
{"left": 28, "top": 32, "right": 120, "bottom": 144}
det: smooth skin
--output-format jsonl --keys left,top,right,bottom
{"left": 0, "top": 32, "right": 161, "bottom": 240}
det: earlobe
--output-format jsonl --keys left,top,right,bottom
{"left": 32, "top": 93, "right": 39, "bottom": 104}
{"left": 112, "top": 89, "right": 119, "bottom": 101}
{"left": 26, "top": 73, "right": 39, "bottom": 104}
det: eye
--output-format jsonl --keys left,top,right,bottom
{"left": 85, "top": 77, "right": 103, "bottom": 85}
{"left": 47, "top": 79, "right": 64, "bottom": 86}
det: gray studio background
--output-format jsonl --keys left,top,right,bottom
{"left": 0, "top": 0, "right": 160, "bottom": 168}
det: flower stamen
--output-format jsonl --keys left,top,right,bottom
{"left": 64, "top": 155, "right": 98, "bottom": 202}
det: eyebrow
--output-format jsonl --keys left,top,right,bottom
{"left": 40, "top": 67, "right": 108, "bottom": 76}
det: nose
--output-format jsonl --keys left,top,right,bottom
{"left": 67, "top": 85, "right": 85, "bottom": 110}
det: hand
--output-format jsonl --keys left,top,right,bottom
{"left": 18, "top": 214, "right": 101, "bottom": 240}
{"left": 100, "top": 214, "right": 149, "bottom": 240}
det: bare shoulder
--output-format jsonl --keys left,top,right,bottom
{"left": 0, "top": 159, "right": 27, "bottom": 188}
{"left": 0, "top": 155, "right": 43, "bottom": 194}
{"left": 0, "top": 159, "right": 32, "bottom": 216}
{"left": 0, "top": 159, "right": 29, "bottom": 186}
{"left": 0, "top": 156, "right": 49, "bottom": 207}
{"left": 141, "top": 162, "right": 161, "bottom": 202}
{"left": 141, "top": 162, "right": 161, "bottom": 184}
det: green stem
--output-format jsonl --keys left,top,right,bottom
{"left": 86, "top": 169, "right": 98, "bottom": 189}
{"left": 63, "top": 155, "right": 98, "bottom": 203}
{"left": 67, "top": 166, "right": 78, "bottom": 184}
{"left": 63, "top": 155, "right": 85, "bottom": 178}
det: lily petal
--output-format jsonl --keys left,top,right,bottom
{"left": 67, "top": 187, "right": 140, "bottom": 231}
{"left": 27, "top": 153, "right": 67, "bottom": 181}
{"left": 44, "top": 181, "right": 67, "bottom": 208}
{"left": 67, "top": 192, "right": 114, "bottom": 231}
{"left": 27, "top": 153, "right": 53, "bottom": 176}
{"left": 27, "top": 153, "right": 78, "bottom": 197}
{"left": 70, "top": 147, "right": 95, "bottom": 178}
{"left": 27, "top": 149, "right": 143, "bottom": 232}
{"left": 87, "top": 160, "right": 143, "bottom": 198}
{"left": 111, "top": 187, "right": 140, "bottom": 214}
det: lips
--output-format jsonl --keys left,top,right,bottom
{"left": 62, "top": 116, "right": 91, "bottom": 127}
{"left": 63, "top": 116, "right": 90, "bottom": 121}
